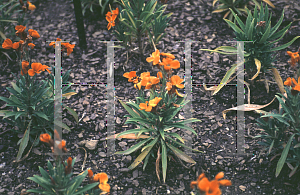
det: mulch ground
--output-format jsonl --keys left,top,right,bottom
{"left": 0, "top": 0, "right": 300, "bottom": 194}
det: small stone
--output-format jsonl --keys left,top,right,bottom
{"left": 132, "top": 180, "right": 139, "bottom": 187}
{"left": 187, "top": 17, "right": 194, "bottom": 21}
{"left": 239, "top": 185, "right": 246, "bottom": 191}
{"left": 78, "top": 133, "right": 83, "bottom": 138}
{"left": 85, "top": 140, "right": 99, "bottom": 150}
{"left": 78, "top": 140, "right": 87, "bottom": 146}
{"left": 216, "top": 155, "right": 223, "bottom": 160}
{"left": 133, "top": 170, "right": 139, "bottom": 178}
{"left": 118, "top": 141, "right": 127, "bottom": 147}
{"left": 99, "top": 152, "right": 106, "bottom": 157}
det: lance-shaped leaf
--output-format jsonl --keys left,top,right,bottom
{"left": 166, "top": 142, "right": 196, "bottom": 164}
{"left": 115, "top": 137, "right": 152, "bottom": 155}
{"left": 161, "top": 139, "right": 167, "bottom": 183}
{"left": 128, "top": 143, "right": 155, "bottom": 170}
{"left": 276, "top": 134, "right": 295, "bottom": 177}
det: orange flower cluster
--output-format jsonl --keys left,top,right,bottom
{"left": 2, "top": 25, "right": 39, "bottom": 51}
{"left": 49, "top": 38, "right": 75, "bottom": 56}
{"left": 146, "top": 49, "right": 180, "bottom": 71}
{"left": 190, "top": 172, "right": 232, "bottom": 195}
{"left": 40, "top": 130, "right": 68, "bottom": 153}
{"left": 21, "top": 60, "right": 51, "bottom": 76}
{"left": 284, "top": 77, "right": 300, "bottom": 92}
{"left": 287, "top": 50, "right": 300, "bottom": 67}
{"left": 87, "top": 170, "right": 110, "bottom": 193}
{"left": 19, "top": 0, "right": 36, "bottom": 11}
{"left": 139, "top": 97, "right": 162, "bottom": 112}
{"left": 106, "top": 7, "right": 119, "bottom": 30}
{"left": 65, "top": 157, "right": 73, "bottom": 175}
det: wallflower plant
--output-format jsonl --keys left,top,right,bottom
{"left": 0, "top": 26, "right": 78, "bottom": 162}
{"left": 26, "top": 131, "right": 110, "bottom": 195}
{"left": 108, "top": 48, "right": 203, "bottom": 183}
{"left": 106, "top": 0, "right": 172, "bottom": 68}
{"left": 202, "top": 3, "right": 300, "bottom": 95}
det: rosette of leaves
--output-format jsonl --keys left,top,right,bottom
{"left": 212, "top": 0, "right": 275, "bottom": 21}
{"left": 27, "top": 158, "right": 99, "bottom": 195}
{"left": 113, "top": 0, "right": 172, "bottom": 61}
{"left": 255, "top": 87, "right": 300, "bottom": 178}
{"left": 202, "top": 3, "right": 300, "bottom": 95}
{"left": 0, "top": 67, "right": 78, "bottom": 162}
{"left": 112, "top": 77, "right": 202, "bottom": 183}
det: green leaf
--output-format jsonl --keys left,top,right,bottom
{"left": 26, "top": 189, "right": 55, "bottom": 194}
{"left": 258, "top": 22, "right": 271, "bottom": 44}
{"left": 72, "top": 182, "right": 100, "bottom": 195}
{"left": 223, "top": 18, "right": 244, "bottom": 34}
{"left": 168, "top": 123, "right": 197, "bottom": 136}
{"left": 34, "top": 111, "right": 49, "bottom": 121}
{"left": 66, "top": 170, "right": 88, "bottom": 195}
{"left": 165, "top": 132, "right": 184, "bottom": 143}
{"left": 276, "top": 134, "right": 295, "bottom": 177}
{"left": 27, "top": 175, "right": 53, "bottom": 192}
{"left": 15, "top": 111, "right": 26, "bottom": 120}
{"left": 115, "top": 137, "right": 152, "bottom": 155}
{"left": 141, "top": 137, "right": 159, "bottom": 152}
{"left": 268, "top": 36, "right": 300, "bottom": 52}
{"left": 247, "top": 18, "right": 255, "bottom": 40}
{"left": 161, "top": 139, "right": 167, "bottom": 183}
{"left": 119, "top": 99, "right": 140, "bottom": 118}
{"left": 128, "top": 143, "right": 155, "bottom": 170}
{"left": 275, "top": 95, "right": 294, "bottom": 122}
{"left": 165, "top": 136, "right": 203, "bottom": 153}
{"left": 261, "top": 114, "right": 290, "bottom": 126}
{"left": 54, "top": 120, "right": 71, "bottom": 132}
{"left": 62, "top": 103, "right": 78, "bottom": 124}
{"left": 174, "top": 118, "right": 201, "bottom": 125}
{"left": 16, "top": 120, "right": 31, "bottom": 161}
{"left": 229, "top": 8, "right": 245, "bottom": 32}
{"left": 269, "top": 9, "right": 284, "bottom": 37}
{"left": 11, "top": 82, "right": 21, "bottom": 93}
{"left": 166, "top": 142, "right": 196, "bottom": 164}
{"left": 38, "top": 166, "right": 51, "bottom": 181}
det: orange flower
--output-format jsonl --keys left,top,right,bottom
{"left": 160, "top": 57, "right": 180, "bottom": 71}
{"left": 28, "top": 62, "right": 42, "bottom": 76}
{"left": 94, "top": 172, "right": 108, "bottom": 184}
{"left": 287, "top": 51, "right": 300, "bottom": 67}
{"left": 49, "top": 38, "right": 61, "bottom": 48}
{"left": 15, "top": 25, "right": 26, "bottom": 35}
{"left": 67, "top": 157, "right": 72, "bottom": 166}
{"left": 191, "top": 172, "right": 231, "bottom": 195}
{"left": 40, "top": 133, "right": 51, "bottom": 143}
{"left": 88, "top": 169, "right": 94, "bottom": 178}
{"left": 284, "top": 77, "right": 300, "bottom": 91}
{"left": 99, "top": 183, "right": 110, "bottom": 193}
{"left": 28, "top": 43, "right": 35, "bottom": 49}
{"left": 149, "top": 97, "right": 162, "bottom": 107}
{"left": 12, "top": 41, "right": 22, "bottom": 50}
{"left": 40, "top": 65, "right": 51, "bottom": 74}
{"left": 160, "top": 52, "right": 175, "bottom": 59}
{"left": 28, "top": 29, "right": 40, "bottom": 38}
{"left": 21, "top": 60, "right": 30, "bottom": 75}
{"left": 112, "top": 7, "right": 119, "bottom": 16}
{"left": 284, "top": 77, "right": 292, "bottom": 86}
{"left": 170, "top": 75, "right": 184, "bottom": 88}
{"left": 27, "top": 1, "right": 36, "bottom": 10}
{"left": 2, "top": 39, "right": 13, "bottom": 49}
{"left": 54, "top": 129, "right": 61, "bottom": 140}
{"left": 139, "top": 101, "right": 152, "bottom": 112}
{"left": 63, "top": 43, "right": 75, "bottom": 56}
{"left": 123, "top": 71, "right": 137, "bottom": 82}
{"left": 106, "top": 8, "right": 119, "bottom": 30}
{"left": 65, "top": 157, "right": 72, "bottom": 175}
{"left": 146, "top": 50, "right": 160, "bottom": 65}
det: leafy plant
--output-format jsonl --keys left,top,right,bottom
{"left": 255, "top": 77, "right": 300, "bottom": 178}
{"left": 26, "top": 133, "right": 109, "bottom": 195}
{"left": 106, "top": 0, "right": 172, "bottom": 67}
{"left": 108, "top": 49, "right": 203, "bottom": 183}
{"left": 212, "top": 0, "right": 275, "bottom": 21}
{"left": 202, "top": 3, "right": 300, "bottom": 95}
{"left": 78, "top": 0, "right": 120, "bottom": 17}
{"left": 0, "top": 27, "right": 78, "bottom": 162}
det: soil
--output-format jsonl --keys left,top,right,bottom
{"left": 0, "top": 0, "right": 300, "bottom": 194}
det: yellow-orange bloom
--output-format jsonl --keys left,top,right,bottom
{"left": 157, "top": 72, "right": 163, "bottom": 79}
{"left": 146, "top": 50, "right": 160, "bottom": 65}
{"left": 28, "top": 43, "right": 35, "bottom": 49}
{"left": 160, "top": 57, "right": 180, "bottom": 71}
{"left": 27, "top": 1, "right": 36, "bottom": 10}
{"left": 149, "top": 97, "right": 162, "bottom": 107}
{"left": 41, "top": 65, "right": 51, "bottom": 74}
{"left": 160, "top": 52, "right": 175, "bottom": 59}
{"left": 57, "top": 140, "right": 66, "bottom": 149}
{"left": 170, "top": 75, "right": 184, "bottom": 88}
{"left": 139, "top": 101, "right": 152, "bottom": 112}
{"left": 40, "top": 133, "right": 51, "bottom": 143}
{"left": 28, "top": 29, "right": 40, "bottom": 38}
{"left": 28, "top": 62, "right": 42, "bottom": 76}
{"left": 123, "top": 71, "right": 137, "bottom": 82}
{"left": 99, "top": 183, "right": 110, "bottom": 193}
{"left": 63, "top": 43, "right": 75, "bottom": 56}
{"left": 2, "top": 38, "right": 13, "bottom": 49}
{"left": 93, "top": 172, "right": 108, "bottom": 184}
{"left": 15, "top": 25, "right": 26, "bottom": 34}
{"left": 284, "top": 77, "right": 292, "bottom": 86}
{"left": 67, "top": 157, "right": 72, "bottom": 166}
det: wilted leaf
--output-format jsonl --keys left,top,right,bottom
{"left": 222, "top": 97, "right": 276, "bottom": 119}
{"left": 272, "top": 68, "right": 285, "bottom": 94}
{"left": 249, "top": 58, "right": 261, "bottom": 80}
{"left": 106, "top": 133, "right": 150, "bottom": 139}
